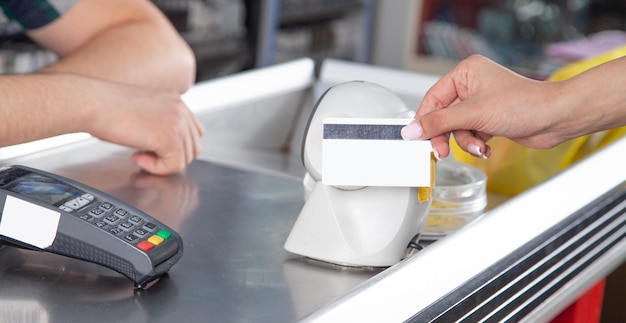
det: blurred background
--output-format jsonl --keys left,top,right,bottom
{"left": 157, "top": 0, "right": 626, "bottom": 81}
{"left": 3, "top": 0, "right": 626, "bottom": 82}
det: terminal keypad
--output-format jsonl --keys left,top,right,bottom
{"left": 58, "top": 196, "right": 172, "bottom": 252}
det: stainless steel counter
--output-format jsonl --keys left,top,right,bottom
{"left": 0, "top": 155, "right": 379, "bottom": 322}
{"left": 2, "top": 58, "right": 626, "bottom": 322}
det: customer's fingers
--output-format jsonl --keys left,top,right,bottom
{"left": 452, "top": 129, "right": 491, "bottom": 159}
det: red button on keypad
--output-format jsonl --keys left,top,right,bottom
{"left": 137, "top": 241, "right": 154, "bottom": 252}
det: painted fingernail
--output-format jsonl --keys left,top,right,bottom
{"left": 484, "top": 145, "right": 492, "bottom": 158}
{"left": 468, "top": 144, "right": 488, "bottom": 159}
{"left": 401, "top": 122, "right": 423, "bottom": 140}
{"left": 433, "top": 149, "right": 441, "bottom": 161}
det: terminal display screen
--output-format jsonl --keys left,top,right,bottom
{"left": 0, "top": 170, "right": 83, "bottom": 206}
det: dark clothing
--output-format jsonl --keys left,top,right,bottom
{"left": 0, "top": 0, "right": 77, "bottom": 37}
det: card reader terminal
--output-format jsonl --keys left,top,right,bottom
{"left": 0, "top": 165, "right": 183, "bottom": 288}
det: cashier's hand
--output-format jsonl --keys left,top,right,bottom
{"left": 401, "top": 55, "right": 568, "bottom": 159}
{"left": 85, "top": 79, "right": 204, "bottom": 175}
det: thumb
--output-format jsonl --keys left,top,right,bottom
{"left": 402, "top": 107, "right": 455, "bottom": 141}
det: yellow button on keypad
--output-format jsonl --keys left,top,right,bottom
{"left": 148, "top": 235, "right": 164, "bottom": 246}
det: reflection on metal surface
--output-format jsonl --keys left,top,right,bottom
{"left": 103, "top": 171, "right": 200, "bottom": 232}
{"left": 0, "top": 300, "right": 49, "bottom": 323}
{"left": 283, "top": 258, "right": 382, "bottom": 319}
{"left": 0, "top": 246, "right": 168, "bottom": 323}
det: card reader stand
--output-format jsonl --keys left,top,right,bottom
{"left": 284, "top": 81, "right": 431, "bottom": 267}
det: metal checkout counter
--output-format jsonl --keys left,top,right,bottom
{"left": 1, "top": 58, "right": 626, "bottom": 322}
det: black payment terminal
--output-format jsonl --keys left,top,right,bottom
{"left": 0, "top": 165, "right": 183, "bottom": 288}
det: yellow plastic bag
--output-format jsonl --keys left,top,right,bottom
{"left": 451, "top": 45, "right": 626, "bottom": 196}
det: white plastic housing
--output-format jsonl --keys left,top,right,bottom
{"left": 285, "top": 81, "right": 431, "bottom": 267}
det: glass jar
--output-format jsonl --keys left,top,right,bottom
{"left": 422, "top": 159, "right": 487, "bottom": 240}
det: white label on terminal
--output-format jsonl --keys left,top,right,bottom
{"left": 322, "top": 118, "right": 432, "bottom": 187}
{"left": 0, "top": 195, "right": 60, "bottom": 249}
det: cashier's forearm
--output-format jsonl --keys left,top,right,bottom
{"left": 32, "top": 0, "right": 195, "bottom": 92}
{"left": 0, "top": 73, "right": 188, "bottom": 147}
{"left": 0, "top": 74, "right": 90, "bottom": 146}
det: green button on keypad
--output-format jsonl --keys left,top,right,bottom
{"left": 157, "top": 229, "right": 172, "bottom": 240}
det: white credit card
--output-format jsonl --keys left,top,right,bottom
{"left": 0, "top": 195, "right": 60, "bottom": 249}
{"left": 322, "top": 117, "right": 432, "bottom": 187}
